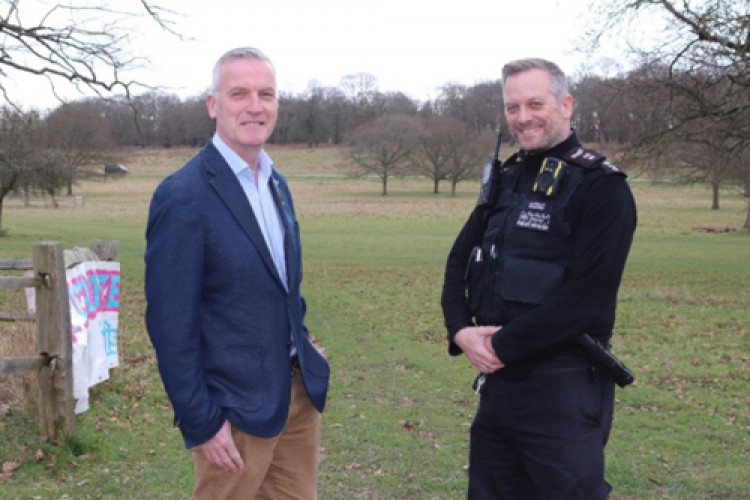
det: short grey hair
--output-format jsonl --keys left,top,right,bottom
{"left": 210, "top": 47, "right": 275, "bottom": 95}
{"left": 501, "top": 58, "right": 569, "bottom": 103}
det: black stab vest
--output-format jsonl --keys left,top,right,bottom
{"left": 465, "top": 150, "right": 623, "bottom": 327}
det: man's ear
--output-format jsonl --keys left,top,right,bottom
{"left": 562, "top": 94, "right": 574, "bottom": 120}
{"left": 206, "top": 94, "right": 217, "bottom": 119}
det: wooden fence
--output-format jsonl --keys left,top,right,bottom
{"left": 0, "top": 240, "right": 118, "bottom": 442}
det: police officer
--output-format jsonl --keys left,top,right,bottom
{"left": 441, "top": 58, "right": 637, "bottom": 499}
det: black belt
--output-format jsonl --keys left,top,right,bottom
{"left": 530, "top": 354, "right": 590, "bottom": 375}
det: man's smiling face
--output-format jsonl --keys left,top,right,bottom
{"left": 207, "top": 57, "right": 278, "bottom": 161}
{"left": 503, "top": 68, "right": 573, "bottom": 153}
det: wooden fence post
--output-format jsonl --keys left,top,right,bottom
{"left": 32, "top": 242, "right": 75, "bottom": 441}
{"left": 91, "top": 239, "right": 119, "bottom": 261}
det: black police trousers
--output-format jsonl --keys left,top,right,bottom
{"left": 468, "top": 367, "right": 615, "bottom": 500}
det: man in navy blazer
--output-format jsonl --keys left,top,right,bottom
{"left": 145, "top": 47, "right": 330, "bottom": 499}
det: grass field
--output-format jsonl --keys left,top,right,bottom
{"left": 1, "top": 144, "right": 749, "bottom": 499}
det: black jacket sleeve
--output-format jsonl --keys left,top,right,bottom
{"left": 440, "top": 207, "right": 486, "bottom": 355}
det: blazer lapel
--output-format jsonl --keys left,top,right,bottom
{"left": 202, "top": 144, "right": 286, "bottom": 290}
{"left": 269, "top": 171, "right": 297, "bottom": 290}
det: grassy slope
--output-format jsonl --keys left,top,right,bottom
{"left": 0, "top": 145, "right": 748, "bottom": 499}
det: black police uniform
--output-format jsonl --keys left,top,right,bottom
{"left": 441, "top": 132, "right": 637, "bottom": 499}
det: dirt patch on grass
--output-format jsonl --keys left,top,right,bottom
{"left": 692, "top": 224, "right": 737, "bottom": 233}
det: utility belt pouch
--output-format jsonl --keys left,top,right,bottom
{"left": 464, "top": 246, "right": 487, "bottom": 316}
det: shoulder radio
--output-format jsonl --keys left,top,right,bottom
{"left": 477, "top": 129, "right": 503, "bottom": 207}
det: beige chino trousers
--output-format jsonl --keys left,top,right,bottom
{"left": 193, "top": 366, "right": 322, "bottom": 499}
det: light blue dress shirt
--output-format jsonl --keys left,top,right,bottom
{"left": 211, "top": 133, "right": 288, "bottom": 290}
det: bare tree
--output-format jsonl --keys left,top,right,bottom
{"left": 370, "top": 91, "right": 419, "bottom": 118}
{"left": 339, "top": 73, "right": 379, "bottom": 108}
{"left": 434, "top": 83, "right": 469, "bottom": 124}
{"left": 432, "top": 82, "right": 504, "bottom": 136}
{"left": 585, "top": 0, "right": 750, "bottom": 228}
{"left": 443, "top": 127, "right": 493, "bottom": 197}
{"left": 571, "top": 75, "right": 633, "bottom": 146}
{"left": 299, "top": 82, "right": 331, "bottom": 147}
{"left": 0, "top": 106, "right": 41, "bottom": 234}
{"left": 152, "top": 92, "right": 185, "bottom": 148}
{"left": 411, "top": 116, "right": 466, "bottom": 194}
{"left": 349, "top": 114, "right": 420, "bottom": 196}
{"left": 462, "top": 82, "right": 504, "bottom": 134}
{"left": 0, "top": 0, "right": 176, "bottom": 106}
{"left": 181, "top": 93, "right": 214, "bottom": 147}
{"left": 322, "top": 86, "right": 347, "bottom": 145}
{"left": 339, "top": 72, "right": 380, "bottom": 127}
{"left": 30, "top": 149, "right": 70, "bottom": 207}
{"left": 42, "top": 100, "right": 114, "bottom": 195}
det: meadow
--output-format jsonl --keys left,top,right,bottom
{"left": 1, "top": 144, "right": 748, "bottom": 499}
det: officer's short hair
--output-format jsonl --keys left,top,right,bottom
{"left": 501, "top": 58, "right": 569, "bottom": 103}
{"left": 211, "top": 47, "right": 276, "bottom": 95}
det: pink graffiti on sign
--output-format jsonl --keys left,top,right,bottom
{"left": 68, "top": 269, "right": 121, "bottom": 322}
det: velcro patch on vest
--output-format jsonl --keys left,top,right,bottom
{"left": 516, "top": 198, "right": 553, "bottom": 231}
{"left": 563, "top": 147, "right": 605, "bottom": 168}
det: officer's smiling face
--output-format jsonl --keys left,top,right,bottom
{"left": 503, "top": 68, "right": 573, "bottom": 153}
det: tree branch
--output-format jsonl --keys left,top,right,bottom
{"left": 0, "top": 0, "right": 178, "bottom": 106}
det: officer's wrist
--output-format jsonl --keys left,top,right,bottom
{"left": 453, "top": 327, "right": 472, "bottom": 349}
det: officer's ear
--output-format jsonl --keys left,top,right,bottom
{"left": 561, "top": 94, "right": 574, "bottom": 120}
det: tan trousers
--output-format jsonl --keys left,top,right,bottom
{"left": 193, "top": 367, "right": 322, "bottom": 500}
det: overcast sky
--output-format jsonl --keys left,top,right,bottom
{"left": 10, "top": 0, "right": 626, "bottom": 109}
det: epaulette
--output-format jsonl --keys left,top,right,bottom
{"left": 503, "top": 151, "right": 523, "bottom": 166}
{"left": 563, "top": 146, "right": 624, "bottom": 176}
{"left": 563, "top": 147, "right": 606, "bottom": 169}
{"left": 599, "top": 161, "right": 623, "bottom": 175}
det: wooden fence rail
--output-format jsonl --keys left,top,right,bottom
{"left": 0, "top": 242, "right": 74, "bottom": 441}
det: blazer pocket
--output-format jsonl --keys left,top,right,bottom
{"left": 209, "top": 345, "right": 264, "bottom": 413}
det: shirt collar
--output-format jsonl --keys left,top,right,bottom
{"left": 211, "top": 133, "right": 273, "bottom": 183}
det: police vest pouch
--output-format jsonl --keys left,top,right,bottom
{"left": 499, "top": 257, "right": 564, "bottom": 305}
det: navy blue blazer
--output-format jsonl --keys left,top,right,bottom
{"left": 144, "top": 142, "right": 329, "bottom": 448}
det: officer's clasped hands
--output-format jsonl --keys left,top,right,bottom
{"left": 454, "top": 326, "right": 505, "bottom": 374}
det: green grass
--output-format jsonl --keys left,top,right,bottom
{"left": 1, "top": 147, "right": 749, "bottom": 499}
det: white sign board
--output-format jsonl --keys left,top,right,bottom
{"left": 66, "top": 261, "right": 120, "bottom": 414}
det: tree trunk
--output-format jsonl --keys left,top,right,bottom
{"left": 47, "top": 189, "right": 59, "bottom": 208}
{"left": 711, "top": 181, "right": 720, "bottom": 210}
{"left": 381, "top": 176, "right": 388, "bottom": 196}
{"left": 744, "top": 199, "right": 750, "bottom": 230}
{"left": 0, "top": 183, "right": 12, "bottom": 234}
{"left": 433, "top": 178, "right": 439, "bottom": 194}
{"left": 451, "top": 180, "right": 458, "bottom": 197}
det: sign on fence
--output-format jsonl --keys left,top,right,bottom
{"left": 66, "top": 261, "right": 120, "bottom": 413}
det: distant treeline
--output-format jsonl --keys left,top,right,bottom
{"left": 34, "top": 71, "right": 644, "bottom": 149}
{"left": 3, "top": 62, "right": 749, "bottom": 225}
